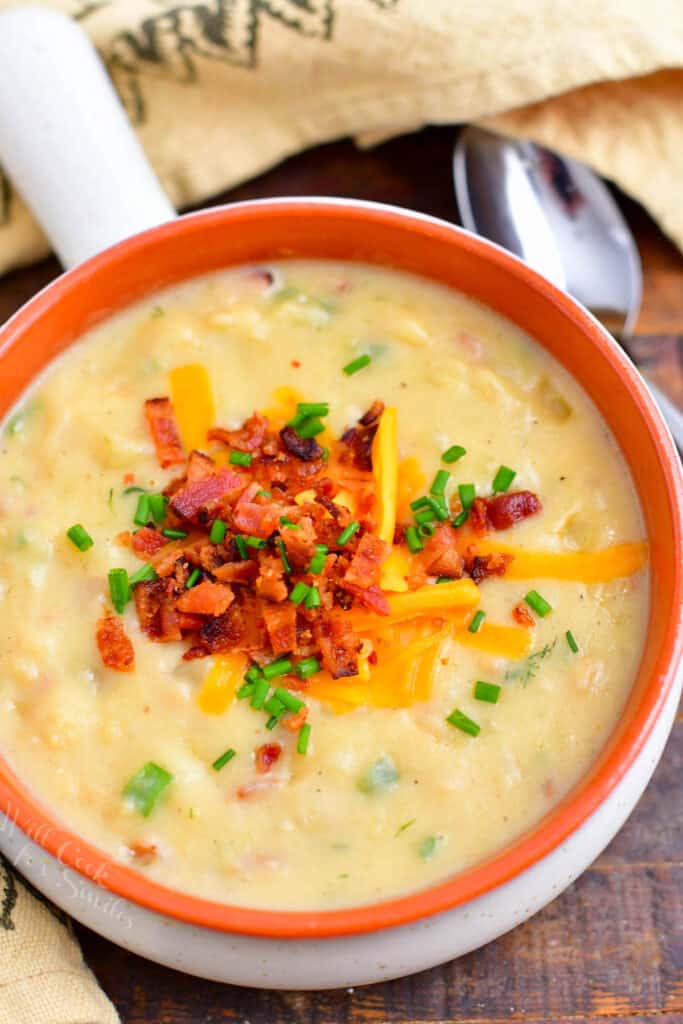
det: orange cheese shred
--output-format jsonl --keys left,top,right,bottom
{"left": 470, "top": 539, "right": 648, "bottom": 583}
{"left": 197, "top": 653, "right": 248, "bottom": 715}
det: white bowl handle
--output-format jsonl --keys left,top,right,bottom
{"left": 0, "top": 5, "right": 176, "bottom": 269}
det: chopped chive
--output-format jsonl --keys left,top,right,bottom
{"left": 414, "top": 507, "right": 437, "bottom": 526}
{"left": 108, "top": 568, "right": 131, "bottom": 614}
{"left": 279, "top": 516, "right": 301, "bottom": 530}
{"left": 129, "top": 563, "right": 158, "bottom": 586}
{"left": 250, "top": 677, "right": 269, "bottom": 709}
{"left": 234, "top": 535, "right": 248, "bottom": 559}
{"left": 289, "top": 581, "right": 310, "bottom": 605}
{"left": 133, "top": 493, "right": 151, "bottom": 526}
{"left": 458, "top": 483, "right": 475, "bottom": 510}
{"left": 336, "top": 521, "right": 360, "bottom": 546}
{"left": 185, "top": 567, "right": 202, "bottom": 589}
{"left": 446, "top": 708, "right": 480, "bottom": 737}
{"left": 123, "top": 485, "right": 147, "bottom": 495}
{"left": 525, "top": 590, "right": 553, "bottom": 617}
{"left": 566, "top": 629, "right": 579, "bottom": 653}
{"left": 148, "top": 493, "right": 168, "bottom": 523}
{"left": 492, "top": 465, "right": 516, "bottom": 494}
{"left": 266, "top": 707, "right": 287, "bottom": 730}
{"left": 236, "top": 680, "right": 255, "bottom": 700}
{"left": 443, "top": 445, "right": 466, "bottom": 464}
{"left": 162, "top": 528, "right": 188, "bottom": 540}
{"left": 212, "top": 748, "right": 237, "bottom": 771}
{"left": 410, "top": 496, "right": 431, "bottom": 512}
{"left": 418, "top": 523, "right": 436, "bottom": 538}
{"left": 436, "top": 576, "right": 453, "bottom": 583}
{"left": 308, "top": 544, "right": 328, "bottom": 575}
{"left": 452, "top": 510, "right": 469, "bottom": 527}
{"left": 286, "top": 410, "right": 308, "bottom": 429}
{"left": 426, "top": 496, "right": 450, "bottom": 521}
{"left": 209, "top": 519, "right": 227, "bottom": 544}
{"left": 296, "top": 657, "right": 321, "bottom": 680}
{"left": 264, "top": 694, "right": 286, "bottom": 716}
{"left": 245, "top": 536, "right": 267, "bottom": 549}
{"left": 297, "top": 723, "right": 311, "bottom": 755}
{"left": 274, "top": 688, "right": 304, "bottom": 713}
{"left": 123, "top": 762, "right": 173, "bottom": 817}
{"left": 66, "top": 523, "right": 93, "bottom": 551}
{"left": 430, "top": 469, "right": 450, "bottom": 497}
{"left": 321, "top": 447, "right": 330, "bottom": 463}
{"left": 304, "top": 585, "right": 321, "bottom": 609}
{"left": 255, "top": 490, "right": 272, "bottom": 499}
{"left": 296, "top": 402, "right": 329, "bottom": 418}
{"left": 395, "top": 818, "right": 416, "bottom": 837}
{"left": 276, "top": 537, "right": 292, "bottom": 574}
{"left": 229, "top": 451, "right": 253, "bottom": 467}
{"left": 343, "top": 354, "right": 371, "bottom": 376}
{"left": 419, "top": 834, "right": 444, "bottom": 860}
{"left": 474, "top": 680, "right": 501, "bottom": 704}
{"left": 245, "top": 664, "right": 263, "bottom": 684}
{"left": 297, "top": 416, "right": 325, "bottom": 439}
{"left": 468, "top": 610, "right": 486, "bottom": 634}
{"left": 263, "top": 658, "right": 293, "bottom": 680}
{"left": 405, "top": 525, "right": 423, "bottom": 553}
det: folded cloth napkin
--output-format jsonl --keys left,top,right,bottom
{"left": 0, "top": 857, "right": 119, "bottom": 1023}
{"left": 0, "top": 0, "right": 682, "bottom": 276}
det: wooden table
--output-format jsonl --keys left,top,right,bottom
{"left": 1, "top": 127, "right": 681, "bottom": 1023}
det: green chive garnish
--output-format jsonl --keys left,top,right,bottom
{"left": 274, "top": 688, "right": 304, "bottom": 713}
{"left": 148, "top": 493, "right": 168, "bottom": 523}
{"left": 185, "top": 567, "right": 202, "bottom": 589}
{"left": 250, "top": 677, "right": 269, "bottom": 709}
{"left": 297, "top": 416, "right": 325, "bottom": 439}
{"left": 245, "top": 664, "right": 263, "bottom": 684}
{"left": 525, "top": 590, "right": 553, "bottom": 617}
{"left": 430, "top": 469, "right": 450, "bottom": 497}
{"left": 279, "top": 516, "right": 301, "bottom": 530}
{"left": 492, "top": 465, "right": 516, "bottom": 493}
{"left": 468, "top": 610, "right": 486, "bottom": 634}
{"left": 474, "top": 681, "right": 500, "bottom": 704}
{"left": 442, "top": 445, "right": 466, "bottom": 464}
{"left": 263, "top": 658, "right": 293, "bottom": 680}
{"left": 446, "top": 708, "right": 480, "bottom": 737}
{"left": 566, "top": 630, "right": 579, "bottom": 653}
{"left": 66, "top": 524, "right": 93, "bottom": 552}
{"left": 133, "top": 493, "right": 151, "bottom": 526}
{"left": 162, "top": 528, "right": 188, "bottom": 540}
{"left": 108, "top": 568, "right": 131, "bottom": 614}
{"left": 234, "top": 535, "right": 248, "bottom": 559}
{"left": 266, "top": 707, "right": 287, "bottom": 730}
{"left": 245, "top": 536, "right": 267, "bottom": 549}
{"left": 209, "top": 519, "right": 227, "bottom": 544}
{"left": 418, "top": 523, "right": 435, "bottom": 538}
{"left": 229, "top": 451, "right": 253, "bottom": 467}
{"left": 297, "top": 723, "right": 311, "bottom": 755}
{"left": 123, "top": 485, "right": 147, "bottom": 496}
{"left": 452, "top": 510, "right": 469, "bottom": 527}
{"left": 255, "top": 490, "right": 272, "bottom": 499}
{"left": 427, "top": 496, "right": 450, "bottom": 521}
{"left": 289, "top": 581, "right": 310, "bottom": 605}
{"left": 336, "top": 521, "right": 360, "bottom": 546}
{"left": 405, "top": 525, "right": 423, "bottom": 553}
{"left": 436, "top": 576, "right": 453, "bottom": 583}
{"left": 123, "top": 762, "right": 173, "bottom": 817}
{"left": 264, "top": 694, "right": 286, "bottom": 716}
{"left": 343, "top": 354, "right": 371, "bottom": 376}
{"left": 296, "top": 402, "right": 329, "bottom": 418}
{"left": 276, "top": 537, "right": 292, "bottom": 574}
{"left": 458, "top": 483, "right": 475, "bottom": 510}
{"left": 410, "top": 496, "right": 431, "bottom": 512}
{"left": 305, "top": 586, "right": 321, "bottom": 609}
{"left": 236, "top": 680, "right": 255, "bottom": 700}
{"left": 129, "top": 563, "right": 158, "bottom": 586}
{"left": 308, "top": 544, "right": 328, "bottom": 575}
{"left": 414, "top": 507, "right": 437, "bottom": 526}
{"left": 212, "top": 748, "right": 236, "bottom": 771}
{"left": 321, "top": 447, "right": 330, "bottom": 463}
{"left": 296, "top": 657, "right": 320, "bottom": 679}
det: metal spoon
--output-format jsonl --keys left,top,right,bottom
{"left": 453, "top": 126, "right": 683, "bottom": 449}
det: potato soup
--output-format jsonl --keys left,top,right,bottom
{"left": 0, "top": 261, "right": 648, "bottom": 910}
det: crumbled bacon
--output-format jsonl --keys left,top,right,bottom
{"left": 170, "top": 467, "right": 244, "bottom": 523}
{"left": 128, "top": 841, "right": 157, "bottom": 864}
{"left": 255, "top": 743, "right": 282, "bottom": 774}
{"left": 279, "top": 426, "right": 323, "bottom": 462}
{"left": 208, "top": 412, "right": 268, "bottom": 453}
{"left": 132, "top": 527, "right": 167, "bottom": 557}
{"left": 313, "top": 615, "right": 360, "bottom": 678}
{"left": 255, "top": 553, "right": 288, "bottom": 603}
{"left": 96, "top": 613, "right": 135, "bottom": 671}
{"left": 280, "top": 515, "right": 318, "bottom": 569}
{"left": 213, "top": 559, "right": 259, "bottom": 584}
{"left": 465, "top": 550, "right": 513, "bottom": 584}
{"left": 471, "top": 491, "right": 542, "bottom": 536}
{"left": 262, "top": 601, "right": 297, "bottom": 654}
{"left": 134, "top": 579, "right": 182, "bottom": 642}
{"left": 176, "top": 580, "right": 234, "bottom": 616}
{"left": 283, "top": 706, "right": 308, "bottom": 731}
{"left": 416, "top": 524, "right": 464, "bottom": 580}
{"left": 344, "top": 533, "right": 388, "bottom": 590}
{"left": 339, "top": 400, "right": 384, "bottom": 470}
{"left": 233, "top": 483, "right": 286, "bottom": 538}
{"left": 144, "top": 397, "right": 185, "bottom": 468}
{"left": 512, "top": 601, "right": 535, "bottom": 627}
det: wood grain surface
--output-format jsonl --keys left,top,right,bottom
{"left": 1, "top": 126, "right": 681, "bottom": 1024}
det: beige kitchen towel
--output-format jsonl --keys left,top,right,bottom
{"left": 0, "top": 856, "right": 119, "bottom": 1023}
{"left": 0, "top": 0, "right": 682, "bottom": 276}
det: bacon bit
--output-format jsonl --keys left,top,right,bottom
{"left": 417, "top": 524, "right": 464, "bottom": 580}
{"left": 283, "top": 706, "right": 308, "bottom": 731}
{"left": 170, "top": 468, "right": 244, "bottom": 523}
{"left": 255, "top": 553, "right": 288, "bottom": 603}
{"left": 291, "top": 359, "right": 301, "bottom": 369}
{"left": 344, "top": 533, "right": 388, "bottom": 590}
{"left": 134, "top": 579, "right": 182, "bottom": 642}
{"left": 512, "top": 601, "right": 535, "bottom": 627}
{"left": 368, "top": 649, "right": 378, "bottom": 665}
{"left": 255, "top": 743, "right": 282, "bottom": 774}
{"left": 132, "top": 526, "right": 167, "bottom": 557}
{"left": 96, "top": 613, "right": 135, "bottom": 672}
{"left": 280, "top": 515, "right": 318, "bottom": 569}
{"left": 144, "top": 397, "right": 185, "bottom": 468}
{"left": 262, "top": 601, "right": 297, "bottom": 654}
{"left": 339, "top": 401, "right": 384, "bottom": 471}
{"left": 236, "top": 777, "right": 283, "bottom": 800}
{"left": 313, "top": 614, "right": 360, "bottom": 678}
{"left": 214, "top": 559, "right": 259, "bottom": 584}
{"left": 184, "top": 593, "right": 268, "bottom": 659}
{"left": 123, "top": 472, "right": 135, "bottom": 486}
{"left": 176, "top": 612, "right": 205, "bottom": 632}
{"left": 342, "top": 581, "right": 391, "bottom": 615}
{"left": 176, "top": 580, "right": 234, "bottom": 616}
{"left": 116, "top": 531, "right": 133, "bottom": 548}
{"left": 208, "top": 412, "right": 268, "bottom": 453}
{"left": 471, "top": 491, "right": 542, "bottom": 536}
{"left": 186, "top": 449, "right": 219, "bottom": 483}
{"left": 128, "top": 841, "right": 157, "bottom": 864}
{"left": 280, "top": 426, "right": 323, "bottom": 462}
{"left": 233, "top": 486, "right": 286, "bottom": 538}
{"left": 465, "top": 550, "right": 513, "bottom": 584}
